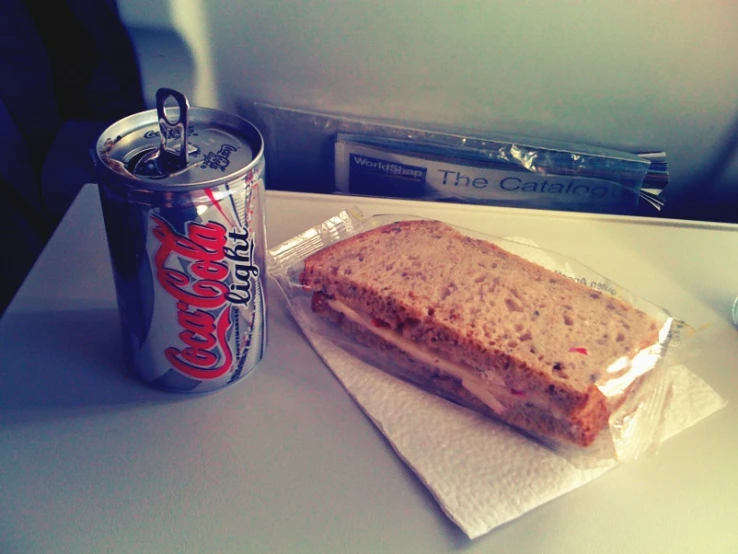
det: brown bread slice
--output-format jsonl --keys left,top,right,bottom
{"left": 300, "top": 219, "right": 661, "bottom": 447}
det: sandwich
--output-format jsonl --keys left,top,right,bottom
{"left": 299, "top": 219, "right": 662, "bottom": 447}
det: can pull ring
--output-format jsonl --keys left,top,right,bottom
{"left": 155, "top": 88, "right": 190, "bottom": 174}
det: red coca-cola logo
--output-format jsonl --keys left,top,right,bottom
{"left": 151, "top": 215, "right": 234, "bottom": 380}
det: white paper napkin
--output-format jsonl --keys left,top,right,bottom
{"left": 298, "top": 312, "right": 727, "bottom": 539}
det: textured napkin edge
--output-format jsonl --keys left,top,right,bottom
{"left": 295, "top": 310, "right": 727, "bottom": 539}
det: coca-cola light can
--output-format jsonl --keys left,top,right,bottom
{"left": 95, "top": 89, "right": 267, "bottom": 392}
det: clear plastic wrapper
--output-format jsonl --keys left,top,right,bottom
{"left": 268, "top": 209, "right": 683, "bottom": 462}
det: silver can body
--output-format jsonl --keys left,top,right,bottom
{"left": 95, "top": 104, "right": 267, "bottom": 392}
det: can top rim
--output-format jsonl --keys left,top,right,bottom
{"left": 95, "top": 106, "right": 264, "bottom": 189}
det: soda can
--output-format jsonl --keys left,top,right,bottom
{"left": 95, "top": 88, "right": 267, "bottom": 392}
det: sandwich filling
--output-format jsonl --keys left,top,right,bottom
{"left": 325, "top": 297, "right": 579, "bottom": 421}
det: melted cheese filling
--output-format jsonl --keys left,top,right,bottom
{"left": 326, "top": 299, "right": 514, "bottom": 414}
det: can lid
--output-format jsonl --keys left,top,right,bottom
{"left": 96, "top": 89, "right": 261, "bottom": 189}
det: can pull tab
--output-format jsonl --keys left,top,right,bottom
{"left": 155, "top": 88, "right": 190, "bottom": 173}
{"left": 130, "top": 88, "right": 196, "bottom": 178}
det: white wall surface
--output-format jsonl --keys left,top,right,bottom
{"left": 117, "top": 0, "right": 738, "bottom": 203}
